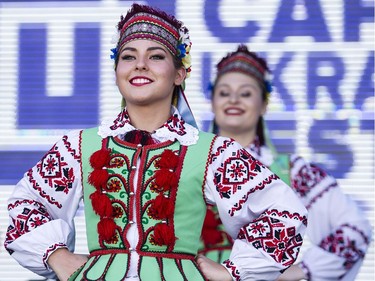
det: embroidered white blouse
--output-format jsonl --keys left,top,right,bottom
{"left": 246, "top": 141, "right": 372, "bottom": 280}
{"left": 5, "top": 108, "right": 307, "bottom": 281}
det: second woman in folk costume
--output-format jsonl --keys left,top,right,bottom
{"left": 4, "top": 4, "right": 307, "bottom": 281}
{"left": 200, "top": 44, "right": 372, "bottom": 280}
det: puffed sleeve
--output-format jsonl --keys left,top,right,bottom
{"left": 289, "top": 155, "right": 372, "bottom": 280}
{"left": 204, "top": 136, "right": 308, "bottom": 281}
{"left": 4, "top": 130, "right": 84, "bottom": 279}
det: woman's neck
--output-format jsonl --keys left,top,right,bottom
{"left": 127, "top": 104, "right": 171, "bottom": 132}
{"left": 218, "top": 128, "right": 256, "bottom": 148}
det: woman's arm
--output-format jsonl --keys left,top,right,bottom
{"left": 48, "top": 248, "right": 88, "bottom": 281}
{"left": 203, "top": 137, "right": 308, "bottom": 281}
{"left": 288, "top": 156, "right": 372, "bottom": 280}
{"left": 4, "top": 130, "right": 84, "bottom": 278}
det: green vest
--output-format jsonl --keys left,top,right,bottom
{"left": 269, "top": 153, "right": 291, "bottom": 186}
{"left": 70, "top": 128, "right": 214, "bottom": 281}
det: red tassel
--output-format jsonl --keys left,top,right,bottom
{"left": 148, "top": 194, "right": 174, "bottom": 220}
{"left": 90, "top": 148, "right": 111, "bottom": 169}
{"left": 154, "top": 169, "right": 178, "bottom": 191}
{"left": 90, "top": 190, "right": 113, "bottom": 217}
{"left": 97, "top": 217, "right": 117, "bottom": 242}
{"left": 155, "top": 149, "right": 179, "bottom": 169}
{"left": 151, "top": 223, "right": 176, "bottom": 246}
{"left": 88, "top": 169, "right": 109, "bottom": 188}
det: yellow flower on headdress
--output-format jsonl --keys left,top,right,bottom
{"left": 182, "top": 53, "right": 192, "bottom": 78}
{"left": 177, "top": 26, "right": 192, "bottom": 79}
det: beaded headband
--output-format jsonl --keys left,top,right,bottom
{"left": 111, "top": 3, "right": 192, "bottom": 78}
{"left": 215, "top": 45, "right": 272, "bottom": 95}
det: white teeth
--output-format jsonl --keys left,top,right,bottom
{"left": 226, "top": 108, "right": 243, "bottom": 114}
{"left": 132, "top": 78, "right": 150, "bottom": 84}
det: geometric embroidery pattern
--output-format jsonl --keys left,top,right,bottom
{"left": 15, "top": 205, "right": 52, "bottom": 234}
{"left": 214, "top": 148, "right": 263, "bottom": 199}
{"left": 40, "top": 151, "right": 62, "bottom": 178}
{"left": 320, "top": 227, "right": 366, "bottom": 270}
{"left": 228, "top": 174, "right": 279, "bottom": 216}
{"left": 37, "top": 146, "right": 74, "bottom": 194}
{"left": 163, "top": 114, "right": 188, "bottom": 136}
{"left": 4, "top": 201, "right": 52, "bottom": 253}
{"left": 238, "top": 215, "right": 303, "bottom": 266}
{"left": 223, "top": 259, "right": 241, "bottom": 281}
{"left": 292, "top": 161, "right": 327, "bottom": 197}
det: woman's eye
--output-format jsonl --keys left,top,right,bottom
{"left": 219, "top": 91, "right": 230, "bottom": 97}
{"left": 241, "top": 92, "right": 251, "bottom": 97}
{"left": 150, "top": 54, "right": 165, "bottom": 60}
{"left": 121, "top": 55, "right": 134, "bottom": 60}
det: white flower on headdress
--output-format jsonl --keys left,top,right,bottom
{"left": 111, "top": 30, "right": 120, "bottom": 45}
{"left": 264, "top": 71, "right": 273, "bottom": 96}
{"left": 177, "top": 26, "right": 192, "bottom": 78}
{"left": 110, "top": 30, "right": 120, "bottom": 65}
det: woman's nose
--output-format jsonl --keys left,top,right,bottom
{"left": 229, "top": 93, "right": 239, "bottom": 103}
{"left": 135, "top": 57, "right": 147, "bottom": 70}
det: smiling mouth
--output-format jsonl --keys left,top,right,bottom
{"left": 225, "top": 108, "right": 244, "bottom": 115}
{"left": 130, "top": 77, "right": 152, "bottom": 86}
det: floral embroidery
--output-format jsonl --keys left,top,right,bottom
{"left": 54, "top": 167, "right": 75, "bottom": 194}
{"left": 163, "top": 114, "right": 188, "bottom": 136}
{"left": 98, "top": 108, "right": 199, "bottom": 146}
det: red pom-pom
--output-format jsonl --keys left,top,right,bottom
{"left": 203, "top": 208, "right": 220, "bottom": 228}
{"left": 88, "top": 169, "right": 109, "bottom": 188}
{"left": 90, "top": 190, "right": 113, "bottom": 217}
{"left": 151, "top": 223, "right": 176, "bottom": 246}
{"left": 201, "top": 208, "right": 223, "bottom": 246}
{"left": 201, "top": 228, "right": 224, "bottom": 246}
{"left": 154, "top": 169, "right": 178, "bottom": 191}
{"left": 97, "top": 217, "right": 117, "bottom": 242}
{"left": 90, "top": 148, "right": 111, "bottom": 169}
{"left": 147, "top": 194, "right": 174, "bottom": 220}
{"left": 155, "top": 150, "right": 179, "bottom": 169}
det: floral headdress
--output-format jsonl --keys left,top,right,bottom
{"left": 111, "top": 3, "right": 192, "bottom": 78}
{"left": 215, "top": 44, "right": 273, "bottom": 99}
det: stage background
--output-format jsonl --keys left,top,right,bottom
{"left": 0, "top": 0, "right": 374, "bottom": 280}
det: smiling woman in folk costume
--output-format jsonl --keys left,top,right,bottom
{"left": 4, "top": 4, "right": 307, "bottom": 281}
{"left": 199, "top": 44, "right": 372, "bottom": 280}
